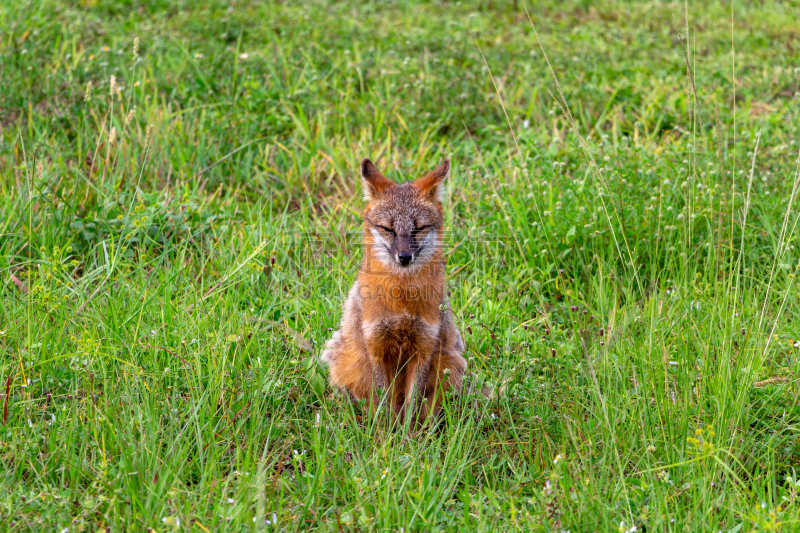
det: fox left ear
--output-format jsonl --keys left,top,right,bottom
{"left": 415, "top": 158, "right": 450, "bottom": 202}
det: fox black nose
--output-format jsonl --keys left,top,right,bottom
{"left": 397, "top": 252, "right": 412, "bottom": 266}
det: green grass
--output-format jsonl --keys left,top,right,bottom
{"left": 2, "top": 0, "right": 800, "bottom": 530}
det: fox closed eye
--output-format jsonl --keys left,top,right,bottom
{"left": 376, "top": 225, "right": 395, "bottom": 234}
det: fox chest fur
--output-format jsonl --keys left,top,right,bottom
{"left": 360, "top": 278, "right": 444, "bottom": 369}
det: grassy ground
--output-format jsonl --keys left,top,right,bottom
{"left": 2, "top": 0, "right": 800, "bottom": 530}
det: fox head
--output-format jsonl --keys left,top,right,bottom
{"left": 360, "top": 157, "right": 450, "bottom": 273}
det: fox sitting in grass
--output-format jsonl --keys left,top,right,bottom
{"left": 321, "top": 157, "right": 467, "bottom": 425}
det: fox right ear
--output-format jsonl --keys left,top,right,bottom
{"left": 360, "top": 158, "right": 394, "bottom": 200}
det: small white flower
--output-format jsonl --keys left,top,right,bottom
{"left": 381, "top": 467, "right": 389, "bottom": 480}
{"left": 239, "top": 53, "right": 249, "bottom": 59}
{"left": 227, "top": 498, "right": 235, "bottom": 503}
{"left": 553, "top": 454, "right": 564, "bottom": 464}
{"left": 194, "top": 53, "right": 203, "bottom": 58}
{"left": 668, "top": 361, "right": 678, "bottom": 366}
{"left": 162, "top": 516, "right": 181, "bottom": 527}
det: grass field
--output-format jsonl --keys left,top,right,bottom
{"left": 2, "top": 0, "right": 800, "bottom": 530}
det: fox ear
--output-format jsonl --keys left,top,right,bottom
{"left": 415, "top": 158, "right": 450, "bottom": 202}
{"left": 361, "top": 158, "right": 394, "bottom": 201}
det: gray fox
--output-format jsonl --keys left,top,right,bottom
{"left": 321, "top": 158, "right": 467, "bottom": 424}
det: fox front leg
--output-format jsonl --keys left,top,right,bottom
{"left": 399, "top": 355, "right": 432, "bottom": 427}
{"left": 367, "top": 359, "right": 388, "bottom": 415}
